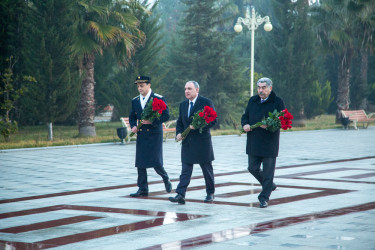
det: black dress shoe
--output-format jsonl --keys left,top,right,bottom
{"left": 130, "top": 190, "right": 148, "bottom": 197}
{"left": 164, "top": 180, "right": 172, "bottom": 193}
{"left": 168, "top": 194, "right": 185, "bottom": 204}
{"left": 259, "top": 200, "right": 268, "bottom": 208}
{"left": 204, "top": 194, "right": 214, "bottom": 202}
{"left": 272, "top": 183, "right": 277, "bottom": 191}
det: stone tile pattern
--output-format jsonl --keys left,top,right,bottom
{"left": 0, "top": 128, "right": 374, "bottom": 249}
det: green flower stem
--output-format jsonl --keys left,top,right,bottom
{"left": 129, "top": 120, "right": 143, "bottom": 137}
{"left": 179, "top": 126, "right": 191, "bottom": 141}
{"left": 240, "top": 122, "right": 263, "bottom": 134}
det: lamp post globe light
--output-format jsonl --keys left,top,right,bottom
{"left": 234, "top": 6, "right": 272, "bottom": 96}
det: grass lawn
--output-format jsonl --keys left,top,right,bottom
{"left": 0, "top": 115, "right": 342, "bottom": 150}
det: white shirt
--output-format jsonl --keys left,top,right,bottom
{"left": 140, "top": 89, "right": 152, "bottom": 109}
{"left": 188, "top": 95, "right": 198, "bottom": 115}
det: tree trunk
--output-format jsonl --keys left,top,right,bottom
{"left": 47, "top": 122, "right": 53, "bottom": 141}
{"left": 336, "top": 52, "right": 352, "bottom": 123}
{"left": 359, "top": 50, "right": 368, "bottom": 110}
{"left": 78, "top": 53, "right": 96, "bottom": 137}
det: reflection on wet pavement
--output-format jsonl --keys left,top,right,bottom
{"left": 1, "top": 129, "right": 375, "bottom": 249}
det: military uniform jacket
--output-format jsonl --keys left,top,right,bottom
{"left": 129, "top": 92, "right": 170, "bottom": 168}
{"left": 241, "top": 91, "right": 285, "bottom": 157}
{"left": 176, "top": 95, "right": 217, "bottom": 164}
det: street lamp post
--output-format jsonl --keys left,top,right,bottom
{"left": 234, "top": 6, "right": 272, "bottom": 96}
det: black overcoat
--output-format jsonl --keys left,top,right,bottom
{"left": 241, "top": 91, "right": 285, "bottom": 157}
{"left": 176, "top": 95, "right": 217, "bottom": 164}
{"left": 129, "top": 92, "right": 170, "bottom": 168}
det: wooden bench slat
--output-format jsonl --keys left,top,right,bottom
{"left": 120, "top": 117, "right": 176, "bottom": 142}
{"left": 341, "top": 110, "right": 375, "bottom": 129}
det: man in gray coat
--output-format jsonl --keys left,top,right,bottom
{"left": 241, "top": 77, "right": 285, "bottom": 208}
{"left": 169, "top": 81, "right": 217, "bottom": 204}
{"left": 129, "top": 76, "right": 172, "bottom": 197}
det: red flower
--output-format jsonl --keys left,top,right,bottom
{"left": 152, "top": 98, "right": 167, "bottom": 114}
{"left": 241, "top": 109, "right": 294, "bottom": 134}
{"left": 129, "top": 97, "right": 167, "bottom": 137}
{"left": 203, "top": 106, "right": 217, "bottom": 123}
{"left": 282, "top": 109, "right": 294, "bottom": 120}
{"left": 279, "top": 109, "right": 293, "bottom": 130}
{"left": 179, "top": 105, "right": 217, "bottom": 141}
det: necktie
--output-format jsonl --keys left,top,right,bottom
{"left": 188, "top": 102, "right": 194, "bottom": 117}
{"left": 261, "top": 99, "right": 265, "bottom": 103}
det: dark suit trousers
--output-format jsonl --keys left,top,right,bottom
{"left": 248, "top": 155, "right": 276, "bottom": 202}
{"left": 137, "top": 167, "right": 169, "bottom": 192}
{"left": 175, "top": 162, "right": 215, "bottom": 197}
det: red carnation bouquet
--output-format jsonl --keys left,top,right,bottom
{"left": 242, "top": 109, "right": 293, "bottom": 133}
{"left": 179, "top": 106, "right": 217, "bottom": 141}
{"left": 129, "top": 97, "right": 167, "bottom": 137}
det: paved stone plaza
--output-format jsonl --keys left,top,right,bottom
{"left": 0, "top": 127, "right": 375, "bottom": 249}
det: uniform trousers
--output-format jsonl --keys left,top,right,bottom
{"left": 137, "top": 167, "right": 169, "bottom": 192}
{"left": 175, "top": 162, "right": 215, "bottom": 197}
{"left": 248, "top": 155, "right": 276, "bottom": 202}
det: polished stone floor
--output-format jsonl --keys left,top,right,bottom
{"left": 0, "top": 127, "right": 374, "bottom": 249}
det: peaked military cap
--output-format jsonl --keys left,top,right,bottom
{"left": 134, "top": 75, "right": 151, "bottom": 84}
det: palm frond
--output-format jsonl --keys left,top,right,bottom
{"left": 78, "top": 1, "right": 109, "bottom": 17}
{"left": 71, "top": 32, "right": 102, "bottom": 56}
{"left": 72, "top": 0, "right": 145, "bottom": 62}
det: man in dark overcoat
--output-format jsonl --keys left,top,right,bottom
{"left": 129, "top": 76, "right": 172, "bottom": 197}
{"left": 169, "top": 81, "right": 217, "bottom": 204}
{"left": 241, "top": 77, "right": 285, "bottom": 208}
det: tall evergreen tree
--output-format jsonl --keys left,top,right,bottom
{"left": 0, "top": 0, "right": 28, "bottom": 74}
{"left": 154, "top": 0, "right": 185, "bottom": 40}
{"left": 167, "top": 0, "right": 246, "bottom": 127}
{"left": 0, "top": 0, "right": 30, "bottom": 122}
{"left": 153, "top": 0, "right": 187, "bottom": 118}
{"left": 0, "top": 57, "right": 35, "bottom": 142}
{"left": 260, "top": 0, "right": 324, "bottom": 124}
{"left": 21, "top": 0, "right": 80, "bottom": 140}
{"left": 311, "top": 0, "right": 355, "bottom": 120}
{"left": 347, "top": 0, "right": 375, "bottom": 109}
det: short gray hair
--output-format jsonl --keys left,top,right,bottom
{"left": 257, "top": 77, "right": 273, "bottom": 87}
{"left": 187, "top": 80, "right": 199, "bottom": 89}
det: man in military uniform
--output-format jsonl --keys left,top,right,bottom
{"left": 169, "top": 81, "right": 217, "bottom": 204}
{"left": 129, "top": 76, "right": 172, "bottom": 197}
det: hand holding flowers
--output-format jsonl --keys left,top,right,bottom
{"left": 129, "top": 97, "right": 167, "bottom": 137}
{"left": 241, "top": 109, "right": 293, "bottom": 134}
{"left": 178, "top": 106, "right": 217, "bottom": 141}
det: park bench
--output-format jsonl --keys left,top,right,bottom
{"left": 162, "top": 120, "right": 177, "bottom": 141}
{"left": 340, "top": 110, "right": 375, "bottom": 129}
{"left": 120, "top": 117, "right": 176, "bottom": 142}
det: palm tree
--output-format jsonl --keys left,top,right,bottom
{"left": 72, "top": 0, "right": 145, "bottom": 136}
{"left": 348, "top": 0, "right": 375, "bottom": 109}
{"left": 311, "top": 0, "right": 354, "bottom": 121}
